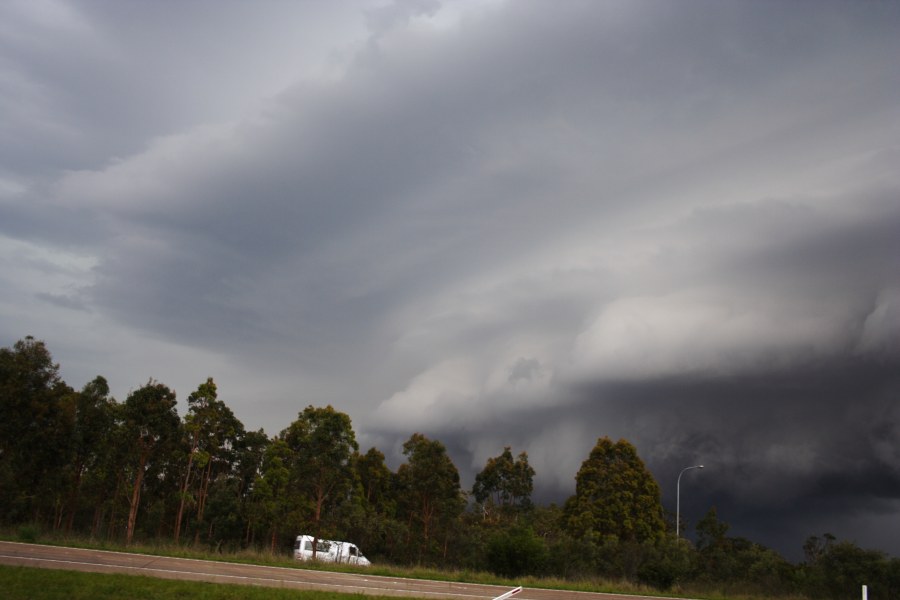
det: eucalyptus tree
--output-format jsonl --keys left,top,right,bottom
{"left": 174, "top": 377, "right": 246, "bottom": 543}
{"left": 282, "top": 405, "right": 359, "bottom": 556}
{"left": 121, "top": 379, "right": 180, "bottom": 545}
{"left": 563, "top": 437, "right": 665, "bottom": 544}
{"left": 354, "top": 448, "right": 389, "bottom": 507}
{"left": 192, "top": 417, "right": 258, "bottom": 548}
{"left": 252, "top": 438, "right": 294, "bottom": 551}
{"left": 232, "top": 428, "right": 269, "bottom": 545}
{"left": 395, "top": 433, "right": 465, "bottom": 564}
{"left": 63, "top": 376, "right": 117, "bottom": 533}
{"left": 349, "top": 447, "right": 396, "bottom": 557}
{"left": 175, "top": 378, "right": 214, "bottom": 542}
{"left": 473, "top": 446, "right": 535, "bottom": 522}
{"left": 0, "top": 336, "right": 74, "bottom": 525}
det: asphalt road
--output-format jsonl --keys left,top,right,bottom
{"left": 0, "top": 541, "right": 687, "bottom": 600}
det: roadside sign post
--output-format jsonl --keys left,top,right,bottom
{"left": 492, "top": 586, "right": 522, "bottom": 600}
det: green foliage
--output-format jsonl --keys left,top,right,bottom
{"left": 348, "top": 447, "right": 397, "bottom": 559}
{"left": 65, "top": 376, "right": 118, "bottom": 533}
{"left": 252, "top": 439, "right": 296, "bottom": 551}
{"left": 16, "top": 524, "right": 40, "bottom": 543}
{"left": 802, "top": 534, "right": 895, "bottom": 599}
{"left": 485, "top": 526, "right": 547, "bottom": 578}
{"left": 692, "top": 507, "right": 798, "bottom": 595}
{"left": 636, "top": 537, "right": 694, "bottom": 591}
{"left": 0, "top": 337, "right": 74, "bottom": 524}
{"left": 395, "top": 433, "right": 465, "bottom": 564}
{"left": 473, "top": 447, "right": 534, "bottom": 523}
{"left": 175, "top": 378, "right": 248, "bottom": 545}
{"left": 563, "top": 437, "right": 666, "bottom": 544}
{"left": 283, "top": 405, "right": 359, "bottom": 545}
{"left": 121, "top": 379, "right": 181, "bottom": 545}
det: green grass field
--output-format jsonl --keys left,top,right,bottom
{"left": 0, "top": 564, "right": 398, "bottom": 600}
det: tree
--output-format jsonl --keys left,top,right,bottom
{"left": 635, "top": 536, "right": 695, "bottom": 591}
{"left": 121, "top": 379, "right": 180, "bottom": 545}
{"left": 485, "top": 525, "right": 548, "bottom": 577}
{"left": 282, "top": 405, "right": 358, "bottom": 556}
{"left": 232, "top": 428, "right": 270, "bottom": 547}
{"left": 175, "top": 378, "right": 215, "bottom": 543}
{"left": 356, "top": 448, "right": 393, "bottom": 508}
{"left": 395, "top": 433, "right": 465, "bottom": 563}
{"left": 63, "top": 376, "right": 117, "bottom": 533}
{"left": 802, "top": 535, "right": 891, "bottom": 600}
{"left": 174, "top": 377, "right": 245, "bottom": 544}
{"left": 83, "top": 400, "right": 128, "bottom": 540}
{"left": 350, "top": 447, "right": 396, "bottom": 557}
{"left": 694, "top": 507, "right": 740, "bottom": 582}
{"left": 252, "top": 438, "right": 293, "bottom": 552}
{"left": 563, "top": 437, "right": 665, "bottom": 543}
{"left": 472, "top": 447, "right": 534, "bottom": 522}
{"left": 0, "top": 336, "right": 74, "bottom": 525}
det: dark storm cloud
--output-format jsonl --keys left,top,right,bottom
{"left": 2, "top": 0, "right": 900, "bottom": 559}
{"left": 375, "top": 358, "right": 900, "bottom": 559}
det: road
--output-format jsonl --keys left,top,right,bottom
{"left": 0, "top": 541, "right": 687, "bottom": 600}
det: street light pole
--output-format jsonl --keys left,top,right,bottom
{"left": 676, "top": 464, "right": 704, "bottom": 539}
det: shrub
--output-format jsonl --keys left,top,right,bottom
{"left": 485, "top": 527, "right": 548, "bottom": 578}
{"left": 17, "top": 524, "right": 39, "bottom": 543}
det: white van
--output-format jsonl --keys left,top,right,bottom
{"left": 293, "top": 534, "right": 371, "bottom": 566}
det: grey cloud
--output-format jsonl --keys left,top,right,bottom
{"left": 35, "top": 292, "right": 88, "bottom": 312}
{"left": 380, "top": 358, "right": 900, "bottom": 559}
{"left": 508, "top": 358, "right": 542, "bottom": 384}
{"left": 365, "top": 0, "right": 442, "bottom": 37}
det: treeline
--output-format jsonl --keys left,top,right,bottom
{"left": 2, "top": 336, "right": 898, "bottom": 599}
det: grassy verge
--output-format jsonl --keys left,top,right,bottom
{"left": 1, "top": 528, "right": 807, "bottom": 600}
{"left": 0, "top": 564, "right": 396, "bottom": 600}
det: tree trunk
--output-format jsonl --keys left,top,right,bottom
{"left": 125, "top": 453, "right": 147, "bottom": 545}
{"left": 64, "top": 461, "right": 87, "bottom": 535}
{"left": 174, "top": 446, "right": 196, "bottom": 543}
{"left": 196, "top": 460, "right": 213, "bottom": 524}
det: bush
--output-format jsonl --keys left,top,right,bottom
{"left": 637, "top": 561, "right": 676, "bottom": 591}
{"left": 485, "top": 527, "right": 548, "bottom": 578}
{"left": 636, "top": 538, "right": 694, "bottom": 591}
{"left": 17, "top": 524, "right": 39, "bottom": 543}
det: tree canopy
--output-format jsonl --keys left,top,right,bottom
{"left": 396, "top": 433, "right": 465, "bottom": 563}
{"left": 563, "top": 437, "right": 666, "bottom": 543}
{"left": 473, "top": 446, "right": 534, "bottom": 522}
{"left": 282, "top": 405, "right": 358, "bottom": 550}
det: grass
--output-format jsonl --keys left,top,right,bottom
{"left": 0, "top": 529, "right": 809, "bottom": 600}
{"left": 0, "top": 564, "right": 398, "bottom": 600}
{"left": 1, "top": 534, "right": 660, "bottom": 596}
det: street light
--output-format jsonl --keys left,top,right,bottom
{"left": 676, "top": 464, "right": 704, "bottom": 539}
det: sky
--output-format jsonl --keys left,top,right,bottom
{"left": 2, "top": 0, "right": 899, "bottom": 561}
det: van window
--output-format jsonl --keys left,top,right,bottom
{"left": 349, "top": 546, "right": 357, "bottom": 556}
{"left": 304, "top": 541, "right": 313, "bottom": 551}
